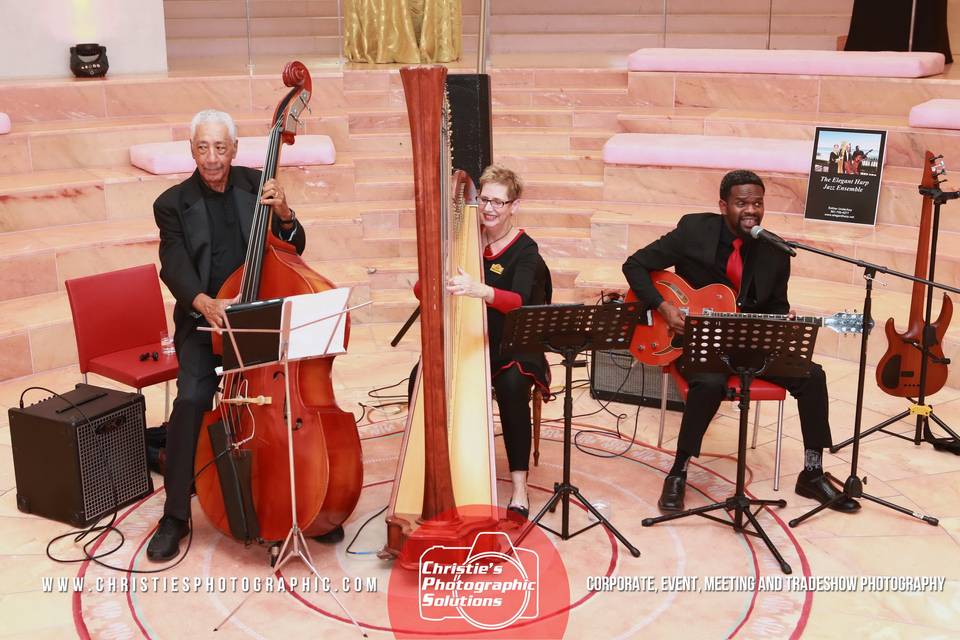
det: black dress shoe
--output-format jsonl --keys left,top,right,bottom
{"left": 795, "top": 470, "right": 860, "bottom": 513}
{"left": 312, "top": 525, "right": 345, "bottom": 544}
{"left": 658, "top": 473, "right": 686, "bottom": 512}
{"left": 147, "top": 516, "right": 190, "bottom": 562}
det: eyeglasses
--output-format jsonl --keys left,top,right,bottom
{"left": 478, "top": 196, "right": 515, "bottom": 210}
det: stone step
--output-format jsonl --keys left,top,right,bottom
{"left": 0, "top": 112, "right": 351, "bottom": 174}
{"left": 11, "top": 66, "right": 954, "bottom": 128}
{"left": 0, "top": 163, "right": 360, "bottom": 232}
{"left": 615, "top": 108, "right": 960, "bottom": 170}
{"left": 164, "top": 16, "right": 341, "bottom": 38}
{"left": 165, "top": 35, "right": 342, "bottom": 58}
{"left": 162, "top": 0, "right": 341, "bottom": 20}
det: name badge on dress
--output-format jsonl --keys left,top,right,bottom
{"left": 489, "top": 263, "right": 504, "bottom": 275}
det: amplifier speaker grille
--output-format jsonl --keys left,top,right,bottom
{"left": 9, "top": 383, "right": 152, "bottom": 527}
{"left": 589, "top": 350, "right": 685, "bottom": 411}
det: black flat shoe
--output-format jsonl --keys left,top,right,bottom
{"left": 147, "top": 516, "right": 190, "bottom": 562}
{"left": 507, "top": 503, "right": 529, "bottom": 521}
{"left": 658, "top": 473, "right": 686, "bottom": 512}
{"left": 795, "top": 470, "right": 860, "bottom": 513}
{"left": 312, "top": 525, "right": 345, "bottom": 544}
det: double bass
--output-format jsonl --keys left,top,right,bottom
{"left": 876, "top": 151, "right": 953, "bottom": 397}
{"left": 193, "top": 62, "right": 363, "bottom": 544}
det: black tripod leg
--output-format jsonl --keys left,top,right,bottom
{"left": 788, "top": 495, "right": 841, "bottom": 527}
{"left": 570, "top": 488, "right": 641, "bottom": 558}
{"left": 642, "top": 501, "right": 730, "bottom": 527}
{"left": 831, "top": 410, "right": 909, "bottom": 452}
{"left": 515, "top": 487, "right": 566, "bottom": 547}
{"left": 742, "top": 507, "right": 792, "bottom": 574}
{"left": 926, "top": 414, "right": 960, "bottom": 453}
{"left": 861, "top": 492, "right": 939, "bottom": 526}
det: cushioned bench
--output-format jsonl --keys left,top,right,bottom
{"left": 909, "top": 99, "right": 960, "bottom": 129}
{"left": 129, "top": 134, "right": 336, "bottom": 175}
{"left": 603, "top": 133, "right": 815, "bottom": 174}
{"left": 0, "top": 112, "right": 10, "bottom": 134}
{"left": 628, "top": 48, "right": 945, "bottom": 78}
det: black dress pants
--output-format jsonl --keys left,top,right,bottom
{"left": 675, "top": 361, "right": 833, "bottom": 458}
{"left": 163, "top": 328, "right": 221, "bottom": 521}
{"left": 493, "top": 366, "right": 534, "bottom": 473}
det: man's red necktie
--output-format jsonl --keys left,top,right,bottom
{"left": 726, "top": 237, "right": 743, "bottom": 292}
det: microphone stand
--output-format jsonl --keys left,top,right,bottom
{"left": 784, "top": 239, "right": 957, "bottom": 528}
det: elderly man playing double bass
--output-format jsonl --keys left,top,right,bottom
{"left": 148, "top": 109, "right": 306, "bottom": 562}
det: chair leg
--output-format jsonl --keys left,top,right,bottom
{"left": 658, "top": 370, "right": 668, "bottom": 447}
{"left": 774, "top": 400, "right": 785, "bottom": 491}
{"left": 532, "top": 389, "right": 542, "bottom": 467}
{"left": 752, "top": 402, "right": 762, "bottom": 449}
{"left": 164, "top": 380, "right": 171, "bottom": 421}
{"left": 82, "top": 373, "right": 88, "bottom": 384}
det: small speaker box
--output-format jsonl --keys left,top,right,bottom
{"left": 9, "top": 383, "right": 152, "bottom": 526}
{"left": 590, "top": 349, "right": 685, "bottom": 411}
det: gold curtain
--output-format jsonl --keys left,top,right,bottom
{"left": 343, "top": 0, "right": 462, "bottom": 64}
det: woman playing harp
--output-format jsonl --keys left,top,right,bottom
{"left": 445, "top": 165, "right": 551, "bottom": 519}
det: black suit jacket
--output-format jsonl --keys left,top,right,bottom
{"left": 154, "top": 165, "right": 307, "bottom": 346}
{"left": 622, "top": 212, "right": 790, "bottom": 315}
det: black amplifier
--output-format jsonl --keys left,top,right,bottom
{"left": 589, "top": 349, "right": 685, "bottom": 411}
{"left": 9, "top": 383, "right": 152, "bottom": 527}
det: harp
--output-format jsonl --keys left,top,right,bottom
{"left": 383, "top": 65, "right": 498, "bottom": 568}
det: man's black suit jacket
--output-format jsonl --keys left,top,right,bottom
{"left": 154, "top": 165, "right": 307, "bottom": 346}
{"left": 622, "top": 212, "right": 790, "bottom": 315}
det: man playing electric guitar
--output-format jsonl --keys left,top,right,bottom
{"left": 622, "top": 170, "right": 859, "bottom": 514}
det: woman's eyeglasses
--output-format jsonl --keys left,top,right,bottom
{"left": 478, "top": 196, "right": 515, "bottom": 209}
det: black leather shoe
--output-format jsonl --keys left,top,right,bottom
{"left": 795, "top": 470, "right": 860, "bottom": 513}
{"left": 312, "top": 525, "right": 345, "bottom": 544}
{"left": 147, "top": 516, "right": 189, "bottom": 562}
{"left": 658, "top": 473, "right": 686, "bottom": 512}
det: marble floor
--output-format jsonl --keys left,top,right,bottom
{"left": 1, "top": 318, "right": 959, "bottom": 639}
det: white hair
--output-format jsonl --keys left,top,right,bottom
{"left": 190, "top": 109, "right": 237, "bottom": 141}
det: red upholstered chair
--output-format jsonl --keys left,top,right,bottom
{"left": 657, "top": 362, "right": 787, "bottom": 490}
{"left": 65, "top": 264, "right": 179, "bottom": 418}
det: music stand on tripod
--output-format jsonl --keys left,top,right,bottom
{"left": 502, "top": 301, "right": 643, "bottom": 558}
{"left": 201, "top": 289, "right": 370, "bottom": 637}
{"left": 640, "top": 313, "right": 823, "bottom": 575}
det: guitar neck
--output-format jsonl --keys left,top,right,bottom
{"left": 703, "top": 311, "right": 822, "bottom": 325}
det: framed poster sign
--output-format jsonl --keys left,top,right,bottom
{"left": 804, "top": 127, "right": 886, "bottom": 226}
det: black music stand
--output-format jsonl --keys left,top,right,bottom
{"left": 503, "top": 302, "right": 642, "bottom": 558}
{"left": 640, "top": 314, "right": 823, "bottom": 575}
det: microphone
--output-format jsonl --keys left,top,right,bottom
{"left": 750, "top": 225, "right": 797, "bottom": 257}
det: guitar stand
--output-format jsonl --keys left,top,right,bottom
{"left": 833, "top": 180, "right": 959, "bottom": 456}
